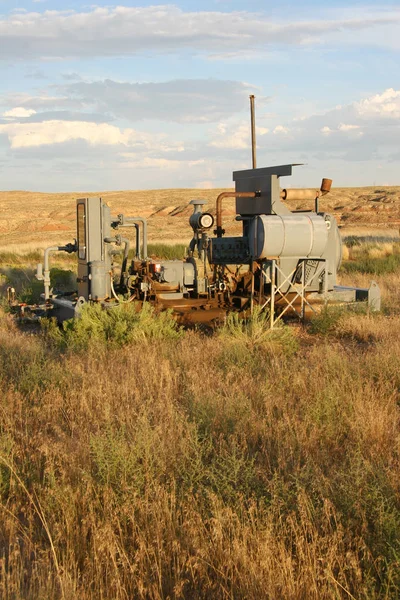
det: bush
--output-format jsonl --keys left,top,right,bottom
{"left": 309, "top": 305, "right": 345, "bottom": 335}
{"left": 145, "top": 243, "right": 188, "bottom": 260}
{"left": 42, "top": 301, "right": 183, "bottom": 351}
{"left": 341, "top": 253, "right": 400, "bottom": 276}
{"left": 218, "top": 306, "right": 298, "bottom": 354}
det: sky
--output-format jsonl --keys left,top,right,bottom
{"left": 0, "top": 1, "right": 399, "bottom": 191}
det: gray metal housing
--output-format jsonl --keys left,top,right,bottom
{"left": 230, "top": 164, "right": 342, "bottom": 294}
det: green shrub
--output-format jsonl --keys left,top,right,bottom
{"left": 309, "top": 305, "right": 346, "bottom": 335}
{"left": 342, "top": 253, "right": 400, "bottom": 275}
{"left": 145, "top": 243, "right": 187, "bottom": 260}
{"left": 218, "top": 307, "right": 298, "bottom": 355}
{"left": 43, "top": 301, "right": 183, "bottom": 351}
{"left": 90, "top": 421, "right": 161, "bottom": 496}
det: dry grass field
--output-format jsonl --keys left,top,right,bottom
{"left": 0, "top": 186, "right": 400, "bottom": 599}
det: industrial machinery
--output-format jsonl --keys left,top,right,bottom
{"left": 28, "top": 161, "right": 380, "bottom": 327}
{"left": 13, "top": 96, "right": 380, "bottom": 326}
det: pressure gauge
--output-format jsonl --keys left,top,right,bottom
{"left": 198, "top": 213, "right": 214, "bottom": 229}
{"left": 189, "top": 211, "right": 215, "bottom": 232}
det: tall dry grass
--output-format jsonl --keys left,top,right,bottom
{"left": 0, "top": 240, "right": 400, "bottom": 599}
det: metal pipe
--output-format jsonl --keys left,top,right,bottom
{"left": 270, "top": 260, "right": 276, "bottom": 329}
{"left": 215, "top": 191, "right": 256, "bottom": 237}
{"left": 42, "top": 246, "right": 59, "bottom": 300}
{"left": 118, "top": 216, "right": 148, "bottom": 258}
{"left": 280, "top": 179, "right": 332, "bottom": 202}
{"left": 280, "top": 189, "right": 321, "bottom": 201}
{"left": 134, "top": 223, "right": 140, "bottom": 258}
{"left": 110, "top": 275, "right": 120, "bottom": 302}
{"left": 119, "top": 237, "right": 130, "bottom": 287}
{"left": 40, "top": 243, "right": 76, "bottom": 300}
{"left": 250, "top": 260, "right": 255, "bottom": 315}
{"left": 250, "top": 95, "right": 257, "bottom": 169}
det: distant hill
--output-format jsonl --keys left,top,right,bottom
{"left": 0, "top": 186, "right": 399, "bottom": 251}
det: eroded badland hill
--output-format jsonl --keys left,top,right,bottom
{"left": 0, "top": 186, "right": 399, "bottom": 250}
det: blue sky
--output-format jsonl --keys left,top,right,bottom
{"left": 0, "top": 1, "right": 399, "bottom": 191}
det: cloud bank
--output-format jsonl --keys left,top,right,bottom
{"left": 0, "top": 5, "right": 399, "bottom": 60}
{"left": 0, "top": 84, "right": 399, "bottom": 189}
{"left": 0, "top": 79, "right": 256, "bottom": 124}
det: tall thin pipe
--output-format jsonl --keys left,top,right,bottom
{"left": 250, "top": 94, "right": 257, "bottom": 169}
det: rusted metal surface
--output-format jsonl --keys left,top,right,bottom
{"left": 320, "top": 178, "right": 332, "bottom": 195}
{"left": 281, "top": 188, "right": 319, "bottom": 201}
{"left": 280, "top": 178, "right": 332, "bottom": 203}
{"left": 152, "top": 287, "right": 332, "bottom": 326}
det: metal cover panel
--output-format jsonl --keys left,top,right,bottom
{"left": 86, "top": 197, "right": 103, "bottom": 262}
{"left": 233, "top": 164, "right": 295, "bottom": 181}
{"left": 234, "top": 165, "right": 296, "bottom": 216}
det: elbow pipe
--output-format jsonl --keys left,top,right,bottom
{"left": 126, "top": 217, "right": 147, "bottom": 258}
{"left": 279, "top": 178, "right": 332, "bottom": 214}
{"left": 215, "top": 192, "right": 257, "bottom": 237}
{"left": 280, "top": 178, "right": 333, "bottom": 201}
{"left": 43, "top": 246, "right": 59, "bottom": 301}
{"left": 126, "top": 217, "right": 147, "bottom": 259}
{"left": 114, "top": 215, "right": 148, "bottom": 259}
{"left": 41, "top": 243, "right": 77, "bottom": 300}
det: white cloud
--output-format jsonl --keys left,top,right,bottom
{"left": 355, "top": 88, "right": 400, "bottom": 119}
{"left": 2, "top": 107, "right": 36, "bottom": 118}
{"left": 0, "top": 5, "right": 398, "bottom": 60}
{"left": 338, "top": 124, "right": 360, "bottom": 131}
{"left": 273, "top": 125, "right": 290, "bottom": 135}
{"left": 0, "top": 79, "right": 255, "bottom": 124}
{"left": 210, "top": 121, "right": 269, "bottom": 149}
{"left": 0, "top": 93, "right": 75, "bottom": 110}
{"left": 1, "top": 86, "right": 399, "bottom": 190}
{"left": 0, "top": 120, "right": 184, "bottom": 151}
{"left": 58, "top": 79, "right": 254, "bottom": 123}
{"left": 119, "top": 156, "right": 205, "bottom": 170}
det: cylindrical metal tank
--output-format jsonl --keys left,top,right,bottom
{"left": 90, "top": 261, "right": 107, "bottom": 300}
{"left": 249, "top": 214, "right": 329, "bottom": 259}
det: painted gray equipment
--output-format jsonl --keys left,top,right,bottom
{"left": 34, "top": 163, "right": 380, "bottom": 326}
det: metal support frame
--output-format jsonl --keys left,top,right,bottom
{"left": 262, "top": 258, "right": 326, "bottom": 328}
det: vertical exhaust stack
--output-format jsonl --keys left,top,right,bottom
{"left": 250, "top": 95, "right": 257, "bottom": 170}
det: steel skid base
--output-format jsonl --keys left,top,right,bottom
{"left": 14, "top": 277, "right": 380, "bottom": 330}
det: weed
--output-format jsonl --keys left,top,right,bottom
{"left": 309, "top": 305, "right": 347, "bottom": 335}
{"left": 218, "top": 306, "right": 299, "bottom": 355}
{"left": 43, "top": 301, "right": 183, "bottom": 351}
{"left": 342, "top": 253, "right": 400, "bottom": 275}
{"left": 146, "top": 243, "right": 188, "bottom": 260}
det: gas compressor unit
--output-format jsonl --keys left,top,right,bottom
{"left": 30, "top": 162, "right": 380, "bottom": 327}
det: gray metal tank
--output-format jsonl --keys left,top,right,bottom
{"left": 249, "top": 214, "right": 329, "bottom": 259}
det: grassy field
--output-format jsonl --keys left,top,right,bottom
{"left": 1, "top": 222, "right": 400, "bottom": 597}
